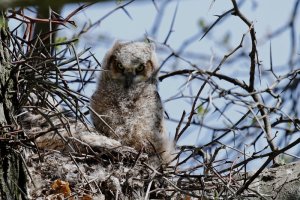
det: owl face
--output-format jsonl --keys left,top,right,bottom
{"left": 104, "top": 42, "right": 158, "bottom": 88}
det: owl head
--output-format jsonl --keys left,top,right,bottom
{"left": 102, "top": 41, "right": 158, "bottom": 88}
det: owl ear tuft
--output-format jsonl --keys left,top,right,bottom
{"left": 143, "top": 38, "right": 156, "bottom": 51}
{"left": 111, "top": 40, "right": 124, "bottom": 50}
{"left": 147, "top": 42, "right": 156, "bottom": 52}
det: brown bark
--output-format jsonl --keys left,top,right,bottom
{"left": 0, "top": 26, "right": 27, "bottom": 200}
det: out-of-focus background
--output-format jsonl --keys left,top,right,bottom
{"left": 54, "top": 0, "right": 300, "bottom": 170}
{"left": 9, "top": 0, "right": 300, "bottom": 171}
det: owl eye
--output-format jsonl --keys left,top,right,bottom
{"left": 117, "top": 63, "right": 124, "bottom": 70}
{"left": 136, "top": 64, "right": 145, "bottom": 72}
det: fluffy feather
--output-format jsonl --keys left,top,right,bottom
{"left": 91, "top": 41, "right": 173, "bottom": 163}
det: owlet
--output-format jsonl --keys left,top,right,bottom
{"left": 91, "top": 41, "right": 173, "bottom": 163}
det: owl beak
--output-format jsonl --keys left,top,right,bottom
{"left": 124, "top": 72, "right": 135, "bottom": 88}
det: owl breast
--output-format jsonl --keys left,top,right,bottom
{"left": 91, "top": 80, "right": 165, "bottom": 154}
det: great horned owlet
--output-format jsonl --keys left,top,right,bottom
{"left": 91, "top": 41, "right": 173, "bottom": 163}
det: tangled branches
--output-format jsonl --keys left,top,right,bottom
{"left": 1, "top": 0, "right": 300, "bottom": 199}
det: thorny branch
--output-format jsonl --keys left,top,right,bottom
{"left": 2, "top": 1, "right": 300, "bottom": 199}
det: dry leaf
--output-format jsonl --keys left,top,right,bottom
{"left": 51, "top": 179, "right": 71, "bottom": 197}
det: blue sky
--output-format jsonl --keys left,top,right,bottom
{"left": 61, "top": 0, "right": 300, "bottom": 169}
{"left": 64, "top": 1, "right": 298, "bottom": 123}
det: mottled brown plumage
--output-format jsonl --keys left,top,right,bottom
{"left": 91, "top": 41, "right": 173, "bottom": 163}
